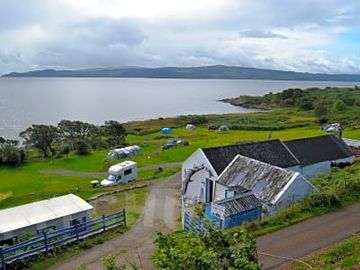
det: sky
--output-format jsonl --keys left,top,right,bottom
{"left": 1, "top": 0, "right": 360, "bottom": 75}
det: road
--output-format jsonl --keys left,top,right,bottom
{"left": 49, "top": 172, "right": 181, "bottom": 270}
{"left": 257, "top": 202, "right": 360, "bottom": 269}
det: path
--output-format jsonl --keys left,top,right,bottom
{"left": 49, "top": 171, "right": 181, "bottom": 270}
{"left": 39, "top": 162, "right": 181, "bottom": 178}
{"left": 257, "top": 202, "right": 360, "bottom": 269}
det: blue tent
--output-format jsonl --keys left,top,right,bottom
{"left": 161, "top": 128, "right": 173, "bottom": 134}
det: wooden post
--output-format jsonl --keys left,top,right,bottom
{"left": 102, "top": 215, "right": 106, "bottom": 233}
{"left": 0, "top": 247, "right": 6, "bottom": 270}
{"left": 123, "top": 209, "right": 126, "bottom": 227}
{"left": 43, "top": 231, "right": 49, "bottom": 255}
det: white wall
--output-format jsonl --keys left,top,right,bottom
{"left": 182, "top": 149, "right": 217, "bottom": 202}
{"left": 274, "top": 174, "right": 313, "bottom": 212}
{"left": 214, "top": 183, "right": 227, "bottom": 202}
{"left": 0, "top": 210, "right": 91, "bottom": 242}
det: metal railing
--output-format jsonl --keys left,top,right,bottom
{"left": 0, "top": 209, "right": 126, "bottom": 270}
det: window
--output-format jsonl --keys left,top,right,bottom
{"left": 124, "top": 169, "right": 132, "bottom": 176}
{"left": 70, "top": 219, "right": 80, "bottom": 226}
{"left": 82, "top": 216, "right": 86, "bottom": 223}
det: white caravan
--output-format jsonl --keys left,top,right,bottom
{"left": 101, "top": 161, "right": 137, "bottom": 187}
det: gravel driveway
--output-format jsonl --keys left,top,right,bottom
{"left": 49, "top": 172, "right": 181, "bottom": 270}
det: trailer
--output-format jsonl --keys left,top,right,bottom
{"left": 101, "top": 161, "right": 137, "bottom": 187}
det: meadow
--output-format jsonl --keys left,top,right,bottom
{"left": 1, "top": 120, "right": 359, "bottom": 210}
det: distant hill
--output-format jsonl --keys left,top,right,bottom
{"left": 3, "top": 65, "right": 360, "bottom": 81}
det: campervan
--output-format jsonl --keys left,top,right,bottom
{"left": 101, "top": 161, "right": 137, "bottom": 187}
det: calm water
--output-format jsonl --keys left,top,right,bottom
{"left": 0, "top": 78, "right": 358, "bottom": 138}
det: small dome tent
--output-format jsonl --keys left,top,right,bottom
{"left": 160, "top": 128, "right": 173, "bottom": 134}
{"left": 186, "top": 124, "right": 196, "bottom": 131}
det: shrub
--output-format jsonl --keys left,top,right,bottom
{"left": 75, "top": 140, "right": 91, "bottom": 155}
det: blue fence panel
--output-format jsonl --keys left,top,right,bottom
{"left": 0, "top": 209, "right": 126, "bottom": 270}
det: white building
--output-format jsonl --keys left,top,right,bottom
{"left": 182, "top": 135, "right": 354, "bottom": 217}
{"left": 215, "top": 155, "right": 314, "bottom": 214}
{"left": 0, "top": 194, "right": 93, "bottom": 245}
{"left": 182, "top": 135, "right": 354, "bottom": 202}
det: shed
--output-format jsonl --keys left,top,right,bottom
{"left": 205, "top": 193, "right": 262, "bottom": 229}
{"left": 0, "top": 194, "right": 93, "bottom": 245}
{"left": 160, "top": 128, "right": 173, "bottom": 134}
{"left": 186, "top": 124, "right": 196, "bottom": 131}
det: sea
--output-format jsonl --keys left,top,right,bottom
{"left": 0, "top": 78, "right": 358, "bottom": 139}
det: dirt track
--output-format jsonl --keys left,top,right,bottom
{"left": 49, "top": 172, "right": 181, "bottom": 270}
{"left": 257, "top": 202, "right": 360, "bottom": 269}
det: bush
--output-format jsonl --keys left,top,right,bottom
{"left": 75, "top": 140, "right": 91, "bottom": 155}
{"left": 0, "top": 143, "right": 24, "bottom": 166}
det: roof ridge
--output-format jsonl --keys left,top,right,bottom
{"left": 202, "top": 139, "right": 281, "bottom": 151}
{"left": 285, "top": 134, "right": 332, "bottom": 143}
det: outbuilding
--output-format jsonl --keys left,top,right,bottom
{"left": 0, "top": 194, "right": 93, "bottom": 245}
{"left": 205, "top": 193, "right": 262, "bottom": 229}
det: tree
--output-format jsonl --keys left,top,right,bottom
{"left": 332, "top": 99, "right": 346, "bottom": 113}
{"left": 103, "top": 120, "right": 127, "bottom": 147}
{"left": 0, "top": 142, "right": 23, "bottom": 166}
{"left": 315, "top": 103, "right": 328, "bottom": 117}
{"left": 58, "top": 120, "right": 100, "bottom": 150}
{"left": 152, "top": 225, "right": 261, "bottom": 270}
{"left": 19, "top": 124, "right": 59, "bottom": 158}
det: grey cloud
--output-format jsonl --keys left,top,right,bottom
{"left": 73, "top": 19, "right": 147, "bottom": 47}
{"left": 239, "top": 30, "right": 287, "bottom": 39}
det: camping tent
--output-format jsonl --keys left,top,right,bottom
{"left": 186, "top": 124, "right": 196, "bottom": 131}
{"left": 106, "top": 145, "right": 141, "bottom": 161}
{"left": 218, "top": 125, "right": 230, "bottom": 132}
{"left": 161, "top": 128, "right": 173, "bottom": 134}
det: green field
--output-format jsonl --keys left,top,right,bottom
{"left": 1, "top": 123, "right": 359, "bottom": 210}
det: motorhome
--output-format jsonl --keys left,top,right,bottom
{"left": 101, "top": 161, "right": 137, "bottom": 187}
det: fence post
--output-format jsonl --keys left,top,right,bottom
{"left": 0, "top": 247, "right": 6, "bottom": 270}
{"left": 123, "top": 209, "right": 126, "bottom": 227}
{"left": 43, "top": 231, "right": 49, "bottom": 255}
{"left": 102, "top": 215, "right": 106, "bottom": 233}
{"left": 75, "top": 224, "right": 79, "bottom": 241}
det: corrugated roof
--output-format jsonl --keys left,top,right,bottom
{"left": 0, "top": 194, "right": 93, "bottom": 235}
{"left": 217, "top": 155, "right": 303, "bottom": 204}
{"left": 215, "top": 193, "right": 262, "bottom": 216}
{"left": 202, "top": 140, "right": 300, "bottom": 174}
{"left": 284, "top": 135, "right": 354, "bottom": 166}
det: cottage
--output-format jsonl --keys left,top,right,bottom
{"left": 182, "top": 139, "right": 300, "bottom": 203}
{"left": 182, "top": 134, "right": 354, "bottom": 229}
{"left": 215, "top": 155, "right": 314, "bottom": 213}
{"left": 284, "top": 135, "right": 355, "bottom": 179}
{"left": 0, "top": 194, "right": 92, "bottom": 245}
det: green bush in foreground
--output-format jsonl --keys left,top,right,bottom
{"left": 152, "top": 225, "right": 260, "bottom": 270}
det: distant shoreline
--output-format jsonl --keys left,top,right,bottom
{"left": 3, "top": 65, "right": 360, "bottom": 82}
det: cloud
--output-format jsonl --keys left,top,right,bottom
{"left": 0, "top": 0, "right": 360, "bottom": 74}
{"left": 239, "top": 30, "right": 287, "bottom": 39}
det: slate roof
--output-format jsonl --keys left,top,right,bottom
{"left": 202, "top": 140, "right": 300, "bottom": 174}
{"left": 217, "top": 155, "right": 305, "bottom": 205}
{"left": 284, "top": 135, "right": 354, "bottom": 166}
{"left": 214, "top": 193, "right": 262, "bottom": 216}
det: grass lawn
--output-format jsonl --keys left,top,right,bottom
{"left": 280, "top": 234, "right": 360, "bottom": 270}
{"left": 0, "top": 125, "right": 358, "bottom": 210}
